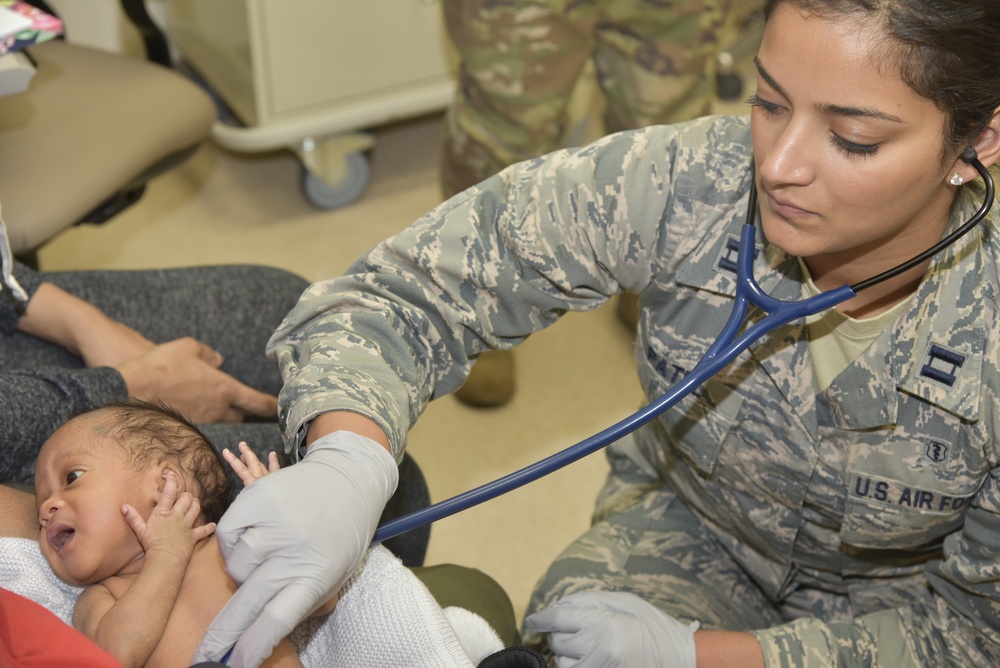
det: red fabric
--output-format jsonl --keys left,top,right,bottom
{"left": 0, "top": 587, "right": 121, "bottom": 667}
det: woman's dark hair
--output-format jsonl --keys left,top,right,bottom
{"left": 86, "top": 399, "right": 232, "bottom": 524}
{"left": 762, "top": 0, "right": 1000, "bottom": 156}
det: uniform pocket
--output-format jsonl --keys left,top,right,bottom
{"left": 841, "top": 469, "right": 979, "bottom": 550}
{"left": 839, "top": 396, "right": 988, "bottom": 551}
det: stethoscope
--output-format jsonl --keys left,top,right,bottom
{"left": 372, "top": 148, "right": 995, "bottom": 544}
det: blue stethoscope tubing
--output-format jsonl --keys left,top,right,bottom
{"left": 372, "top": 154, "right": 994, "bottom": 545}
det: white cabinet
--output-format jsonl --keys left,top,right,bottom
{"left": 167, "top": 0, "right": 456, "bottom": 207}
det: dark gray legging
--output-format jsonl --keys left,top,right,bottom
{"left": 1, "top": 264, "right": 429, "bottom": 565}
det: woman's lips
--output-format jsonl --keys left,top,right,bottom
{"left": 765, "top": 191, "right": 816, "bottom": 220}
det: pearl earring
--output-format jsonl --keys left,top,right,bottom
{"left": 949, "top": 173, "right": 965, "bottom": 186}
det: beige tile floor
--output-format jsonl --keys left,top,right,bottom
{"left": 36, "top": 22, "right": 760, "bottom": 624}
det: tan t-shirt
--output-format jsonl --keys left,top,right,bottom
{"left": 799, "top": 259, "right": 913, "bottom": 393}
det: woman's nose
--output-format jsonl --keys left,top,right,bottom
{"left": 757, "top": 120, "right": 815, "bottom": 187}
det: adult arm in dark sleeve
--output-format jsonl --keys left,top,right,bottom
{"left": 0, "top": 256, "right": 130, "bottom": 482}
{"left": 0, "top": 366, "right": 128, "bottom": 483}
{"left": 0, "top": 257, "right": 282, "bottom": 484}
{"left": 9, "top": 274, "right": 279, "bottom": 424}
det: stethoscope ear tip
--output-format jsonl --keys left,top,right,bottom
{"left": 961, "top": 146, "right": 978, "bottom": 164}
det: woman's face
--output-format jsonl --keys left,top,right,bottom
{"left": 751, "top": 3, "right": 960, "bottom": 281}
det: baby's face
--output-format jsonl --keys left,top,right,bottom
{"left": 35, "top": 416, "right": 153, "bottom": 586}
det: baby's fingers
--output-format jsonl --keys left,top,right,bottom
{"left": 169, "top": 490, "right": 196, "bottom": 518}
{"left": 122, "top": 504, "right": 147, "bottom": 537}
{"left": 223, "top": 442, "right": 278, "bottom": 487}
{"left": 223, "top": 443, "right": 261, "bottom": 485}
{"left": 238, "top": 442, "right": 269, "bottom": 476}
{"left": 157, "top": 469, "right": 180, "bottom": 508}
{"left": 238, "top": 441, "right": 281, "bottom": 476}
{"left": 193, "top": 521, "right": 217, "bottom": 542}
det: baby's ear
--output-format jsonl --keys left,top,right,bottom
{"left": 150, "top": 462, "right": 186, "bottom": 502}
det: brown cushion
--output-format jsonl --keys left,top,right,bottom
{"left": 0, "top": 40, "right": 216, "bottom": 254}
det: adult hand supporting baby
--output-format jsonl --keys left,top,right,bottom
{"left": 194, "top": 424, "right": 398, "bottom": 668}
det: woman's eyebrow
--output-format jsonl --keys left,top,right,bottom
{"left": 754, "top": 57, "right": 903, "bottom": 123}
{"left": 818, "top": 102, "right": 903, "bottom": 123}
{"left": 754, "top": 57, "right": 788, "bottom": 99}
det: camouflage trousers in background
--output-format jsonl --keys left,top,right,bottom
{"left": 440, "top": 0, "right": 740, "bottom": 197}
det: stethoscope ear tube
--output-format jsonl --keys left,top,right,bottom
{"left": 373, "top": 159, "right": 995, "bottom": 544}
{"left": 853, "top": 157, "right": 994, "bottom": 292}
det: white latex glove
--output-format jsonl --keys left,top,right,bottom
{"left": 524, "top": 591, "right": 699, "bottom": 668}
{"left": 193, "top": 431, "right": 398, "bottom": 667}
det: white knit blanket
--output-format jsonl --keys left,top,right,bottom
{"left": 0, "top": 536, "right": 83, "bottom": 624}
{"left": 0, "top": 538, "right": 502, "bottom": 667}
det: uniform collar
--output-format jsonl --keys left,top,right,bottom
{"left": 886, "top": 188, "right": 992, "bottom": 423}
{"left": 675, "top": 198, "right": 819, "bottom": 438}
{"left": 673, "top": 186, "right": 994, "bottom": 434}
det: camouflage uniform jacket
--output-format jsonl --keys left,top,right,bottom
{"left": 269, "top": 114, "right": 1000, "bottom": 666}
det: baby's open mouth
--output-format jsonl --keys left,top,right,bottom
{"left": 47, "top": 526, "right": 74, "bottom": 552}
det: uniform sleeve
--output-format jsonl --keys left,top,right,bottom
{"left": 0, "top": 367, "right": 128, "bottom": 484}
{"left": 752, "top": 608, "right": 958, "bottom": 667}
{"left": 267, "top": 126, "right": 689, "bottom": 457}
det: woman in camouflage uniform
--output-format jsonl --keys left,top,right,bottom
{"left": 217, "top": 0, "right": 1000, "bottom": 665}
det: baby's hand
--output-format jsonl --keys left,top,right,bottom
{"left": 222, "top": 441, "right": 282, "bottom": 488}
{"left": 122, "top": 470, "right": 215, "bottom": 562}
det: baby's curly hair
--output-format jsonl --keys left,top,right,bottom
{"left": 84, "top": 399, "right": 232, "bottom": 524}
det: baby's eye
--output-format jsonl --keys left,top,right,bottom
{"left": 65, "top": 470, "right": 84, "bottom": 485}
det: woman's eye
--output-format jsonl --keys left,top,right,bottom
{"left": 831, "top": 134, "right": 880, "bottom": 158}
{"left": 65, "top": 470, "right": 84, "bottom": 485}
{"left": 747, "top": 93, "right": 781, "bottom": 115}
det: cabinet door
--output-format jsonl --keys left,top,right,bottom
{"left": 256, "top": 0, "right": 455, "bottom": 120}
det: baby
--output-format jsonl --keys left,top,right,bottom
{"left": 34, "top": 400, "right": 306, "bottom": 667}
{"left": 32, "top": 400, "right": 504, "bottom": 668}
